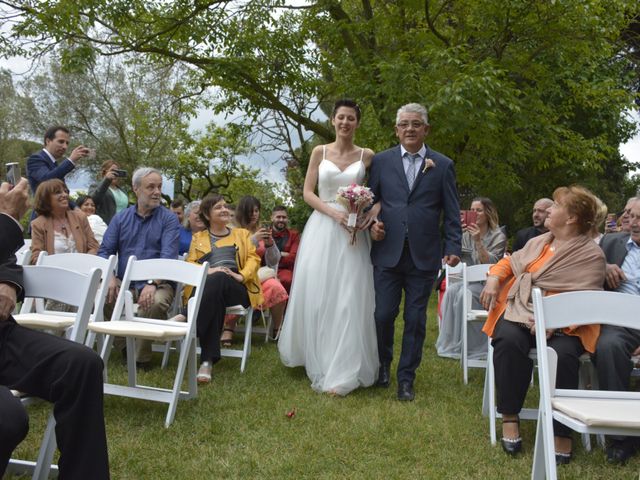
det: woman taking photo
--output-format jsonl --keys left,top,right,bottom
{"left": 185, "top": 194, "right": 263, "bottom": 383}
{"left": 480, "top": 186, "right": 605, "bottom": 463}
{"left": 436, "top": 197, "right": 506, "bottom": 359}
{"left": 31, "top": 179, "right": 100, "bottom": 264}
{"left": 89, "top": 160, "right": 129, "bottom": 224}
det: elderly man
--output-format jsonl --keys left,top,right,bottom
{"left": 511, "top": 198, "right": 553, "bottom": 252}
{"left": 27, "top": 125, "right": 90, "bottom": 196}
{"left": 99, "top": 167, "right": 180, "bottom": 369}
{"left": 595, "top": 197, "right": 640, "bottom": 464}
{"left": 619, "top": 196, "right": 638, "bottom": 233}
{"left": 0, "top": 178, "right": 109, "bottom": 478}
{"left": 270, "top": 205, "right": 299, "bottom": 293}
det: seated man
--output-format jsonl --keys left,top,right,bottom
{"left": 595, "top": 196, "right": 640, "bottom": 464}
{"left": 270, "top": 205, "right": 299, "bottom": 293}
{"left": 0, "top": 178, "right": 109, "bottom": 478}
{"left": 99, "top": 167, "right": 179, "bottom": 369}
{"left": 512, "top": 197, "right": 552, "bottom": 252}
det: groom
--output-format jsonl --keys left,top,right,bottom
{"left": 369, "top": 103, "right": 461, "bottom": 401}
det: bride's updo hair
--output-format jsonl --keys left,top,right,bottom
{"left": 332, "top": 99, "right": 361, "bottom": 122}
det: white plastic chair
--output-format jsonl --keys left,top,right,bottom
{"left": 221, "top": 305, "right": 255, "bottom": 372}
{"left": 531, "top": 288, "right": 640, "bottom": 480}
{"left": 7, "top": 265, "right": 102, "bottom": 480}
{"left": 15, "top": 241, "right": 32, "bottom": 266}
{"left": 461, "top": 263, "right": 492, "bottom": 384}
{"left": 14, "top": 252, "right": 116, "bottom": 346}
{"left": 87, "top": 256, "right": 208, "bottom": 427}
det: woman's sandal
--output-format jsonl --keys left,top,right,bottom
{"left": 270, "top": 327, "right": 281, "bottom": 341}
{"left": 220, "top": 328, "right": 234, "bottom": 347}
{"left": 197, "top": 361, "right": 212, "bottom": 384}
{"left": 500, "top": 417, "right": 522, "bottom": 456}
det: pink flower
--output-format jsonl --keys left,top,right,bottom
{"left": 422, "top": 158, "right": 436, "bottom": 173}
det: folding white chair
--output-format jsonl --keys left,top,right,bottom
{"left": 15, "top": 241, "right": 32, "bottom": 266}
{"left": 14, "top": 252, "right": 116, "bottom": 346}
{"left": 531, "top": 288, "right": 640, "bottom": 480}
{"left": 221, "top": 305, "right": 255, "bottom": 372}
{"left": 87, "top": 256, "right": 208, "bottom": 427}
{"left": 439, "top": 262, "right": 463, "bottom": 329}
{"left": 6, "top": 265, "right": 102, "bottom": 480}
{"left": 461, "top": 263, "right": 492, "bottom": 384}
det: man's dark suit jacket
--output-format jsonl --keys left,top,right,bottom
{"left": 512, "top": 226, "right": 545, "bottom": 252}
{"left": 369, "top": 144, "right": 461, "bottom": 271}
{"left": 26, "top": 149, "right": 75, "bottom": 195}
{"left": 600, "top": 231, "right": 630, "bottom": 269}
{"left": 0, "top": 214, "right": 25, "bottom": 302}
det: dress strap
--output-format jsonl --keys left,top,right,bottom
{"left": 359, "top": 148, "right": 364, "bottom": 162}
{"left": 323, "top": 145, "right": 326, "bottom": 160}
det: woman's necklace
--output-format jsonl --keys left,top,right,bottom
{"left": 54, "top": 219, "right": 68, "bottom": 236}
{"left": 209, "top": 226, "right": 230, "bottom": 239}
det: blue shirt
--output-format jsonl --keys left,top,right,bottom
{"left": 618, "top": 237, "right": 640, "bottom": 296}
{"left": 178, "top": 227, "right": 193, "bottom": 256}
{"left": 98, "top": 204, "right": 180, "bottom": 289}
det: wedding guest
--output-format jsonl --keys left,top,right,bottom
{"left": 590, "top": 196, "right": 608, "bottom": 244}
{"left": 31, "top": 180, "right": 100, "bottom": 265}
{"left": 619, "top": 196, "right": 637, "bottom": 233}
{"left": 436, "top": 197, "right": 507, "bottom": 360}
{"left": 271, "top": 205, "right": 300, "bottom": 293}
{"left": 512, "top": 198, "right": 553, "bottom": 252}
{"left": 171, "top": 198, "right": 185, "bottom": 224}
{"left": 77, "top": 195, "right": 108, "bottom": 243}
{"left": 480, "top": 185, "right": 605, "bottom": 463}
{"left": 184, "top": 194, "right": 263, "bottom": 383}
{"left": 89, "top": 160, "right": 129, "bottom": 225}
{"left": 226, "top": 203, "right": 238, "bottom": 227}
{"left": 233, "top": 196, "right": 288, "bottom": 341}
{"left": 178, "top": 200, "right": 205, "bottom": 255}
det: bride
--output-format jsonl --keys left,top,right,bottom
{"left": 278, "top": 99, "right": 379, "bottom": 395}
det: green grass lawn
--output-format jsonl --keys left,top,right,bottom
{"left": 9, "top": 297, "right": 640, "bottom": 479}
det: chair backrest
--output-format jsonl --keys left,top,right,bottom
{"left": 463, "top": 263, "right": 492, "bottom": 284}
{"left": 21, "top": 265, "right": 102, "bottom": 342}
{"left": 445, "top": 262, "right": 464, "bottom": 286}
{"left": 533, "top": 288, "right": 640, "bottom": 396}
{"left": 113, "top": 256, "right": 209, "bottom": 324}
{"left": 35, "top": 252, "right": 117, "bottom": 322}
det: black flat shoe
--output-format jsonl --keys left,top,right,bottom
{"left": 555, "top": 452, "right": 572, "bottom": 465}
{"left": 607, "top": 438, "right": 638, "bottom": 465}
{"left": 376, "top": 363, "right": 391, "bottom": 388}
{"left": 501, "top": 417, "right": 522, "bottom": 456}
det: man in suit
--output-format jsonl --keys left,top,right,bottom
{"left": 369, "top": 103, "right": 462, "bottom": 401}
{"left": 26, "top": 125, "right": 90, "bottom": 197}
{"left": 511, "top": 197, "right": 553, "bottom": 252}
{"left": 0, "top": 178, "right": 109, "bottom": 478}
{"left": 595, "top": 196, "right": 640, "bottom": 464}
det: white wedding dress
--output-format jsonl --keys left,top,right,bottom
{"left": 278, "top": 148, "right": 379, "bottom": 395}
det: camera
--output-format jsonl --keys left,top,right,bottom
{"left": 113, "top": 169, "right": 128, "bottom": 178}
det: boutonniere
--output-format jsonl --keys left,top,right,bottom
{"left": 422, "top": 158, "right": 436, "bottom": 173}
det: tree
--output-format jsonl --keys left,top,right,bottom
{"left": 19, "top": 52, "right": 197, "bottom": 181}
{"left": 2, "top": 0, "right": 638, "bottom": 231}
{"left": 0, "top": 68, "right": 38, "bottom": 167}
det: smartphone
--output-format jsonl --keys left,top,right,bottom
{"left": 606, "top": 213, "right": 617, "bottom": 232}
{"left": 113, "top": 169, "right": 128, "bottom": 178}
{"left": 6, "top": 162, "right": 20, "bottom": 186}
{"left": 261, "top": 222, "right": 272, "bottom": 231}
{"left": 460, "top": 210, "right": 477, "bottom": 226}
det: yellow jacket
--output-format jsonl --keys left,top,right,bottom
{"left": 184, "top": 228, "right": 264, "bottom": 308}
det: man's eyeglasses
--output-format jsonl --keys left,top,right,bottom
{"left": 397, "top": 122, "right": 426, "bottom": 130}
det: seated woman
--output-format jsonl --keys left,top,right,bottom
{"left": 221, "top": 196, "right": 288, "bottom": 343}
{"left": 178, "top": 200, "right": 206, "bottom": 255}
{"left": 184, "top": 194, "right": 263, "bottom": 383}
{"left": 436, "top": 197, "right": 506, "bottom": 359}
{"left": 480, "top": 186, "right": 605, "bottom": 463}
{"left": 31, "top": 179, "right": 100, "bottom": 264}
{"left": 77, "top": 195, "right": 108, "bottom": 243}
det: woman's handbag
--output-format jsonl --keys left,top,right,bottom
{"left": 197, "top": 245, "right": 238, "bottom": 272}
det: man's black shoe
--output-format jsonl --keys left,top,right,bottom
{"left": 607, "top": 438, "right": 638, "bottom": 465}
{"left": 376, "top": 364, "right": 390, "bottom": 388}
{"left": 397, "top": 382, "right": 415, "bottom": 401}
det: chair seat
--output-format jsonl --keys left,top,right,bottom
{"left": 226, "top": 305, "right": 250, "bottom": 315}
{"left": 553, "top": 396, "right": 640, "bottom": 428}
{"left": 13, "top": 313, "right": 74, "bottom": 330}
{"left": 467, "top": 309, "right": 488, "bottom": 321}
{"left": 88, "top": 321, "right": 188, "bottom": 341}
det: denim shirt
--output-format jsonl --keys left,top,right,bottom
{"left": 98, "top": 205, "right": 180, "bottom": 290}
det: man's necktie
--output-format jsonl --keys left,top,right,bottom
{"left": 406, "top": 153, "right": 420, "bottom": 189}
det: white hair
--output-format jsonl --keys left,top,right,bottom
{"left": 396, "top": 103, "right": 429, "bottom": 125}
{"left": 132, "top": 167, "right": 161, "bottom": 188}
{"left": 184, "top": 200, "right": 202, "bottom": 228}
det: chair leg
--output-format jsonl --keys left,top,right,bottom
{"left": 531, "top": 410, "right": 545, "bottom": 480}
{"left": 33, "top": 413, "right": 57, "bottom": 480}
{"left": 99, "top": 334, "right": 116, "bottom": 381}
{"left": 462, "top": 317, "right": 469, "bottom": 385}
{"left": 240, "top": 309, "right": 253, "bottom": 373}
{"left": 187, "top": 338, "right": 197, "bottom": 398}
{"left": 161, "top": 341, "right": 172, "bottom": 369}
{"left": 165, "top": 337, "right": 193, "bottom": 428}
{"left": 487, "top": 341, "right": 497, "bottom": 445}
{"left": 126, "top": 337, "right": 137, "bottom": 387}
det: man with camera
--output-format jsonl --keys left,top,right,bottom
{"left": 0, "top": 178, "right": 109, "bottom": 478}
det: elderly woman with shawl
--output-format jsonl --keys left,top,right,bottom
{"left": 480, "top": 186, "right": 606, "bottom": 464}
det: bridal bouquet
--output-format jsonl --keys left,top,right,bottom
{"left": 336, "top": 183, "right": 375, "bottom": 245}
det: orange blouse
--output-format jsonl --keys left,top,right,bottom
{"left": 482, "top": 244, "right": 600, "bottom": 353}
